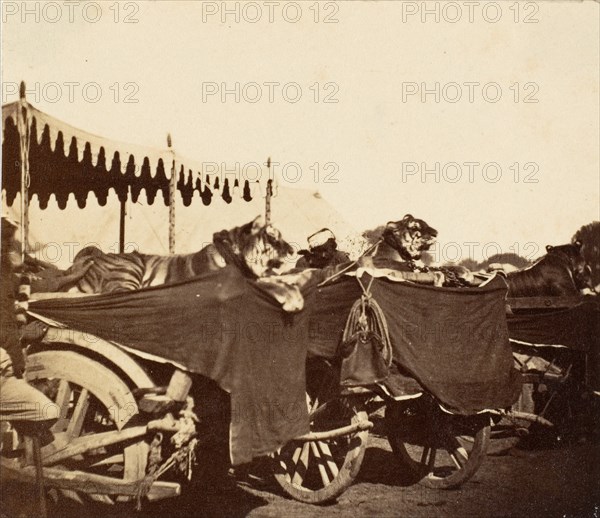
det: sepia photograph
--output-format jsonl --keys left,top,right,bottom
{"left": 1, "top": 1, "right": 599, "bottom": 517}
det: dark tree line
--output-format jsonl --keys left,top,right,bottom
{"left": 360, "top": 221, "right": 600, "bottom": 280}
{"left": 573, "top": 221, "right": 600, "bottom": 285}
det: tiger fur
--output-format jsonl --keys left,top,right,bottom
{"left": 360, "top": 214, "right": 438, "bottom": 271}
{"left": 64, "top": 216, "right": 294, "bottom": 294}
{"left": 505, "top": 241, "right": 593, "bottom": 297}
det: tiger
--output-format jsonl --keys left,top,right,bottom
{"left": 505, "top": 241, "right": 593, "bottom": 297}
{"left": 363, "top": 214, "right": 438, "bottom": 270}
{"left": 355, "top": 215, "right": 480, "bottom": 288}
{"left": 64, "top": 216, "right": 295, "bottom": 295}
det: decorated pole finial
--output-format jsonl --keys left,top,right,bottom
{"left": 265, "top": 157, "right": 272, "bottom": 226}
{"left": 167, "top": 132, "right": 172, "bottom": 148}
{"left": 19, "top": 81, "right": 26, "bottom": 99}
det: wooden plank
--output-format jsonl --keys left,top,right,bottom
{"left": 30, "top": 292, "right": 97, "bottom": 300}
{"left": 146, "top": 481, "right": 182, "bottom": 501}
{"left": 1, "top": 461, "right": 180, "bottom": 500}
{"left": 506, "top": 296, "right": 583, "bottom": 310}
{"left": 42, "top": 426, "right": 147, "bottom": 466}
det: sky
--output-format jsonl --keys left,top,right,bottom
{"left": 2, "top": 0, "right": 599, "bottom": 263}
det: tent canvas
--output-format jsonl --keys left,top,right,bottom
{"left": 2, "top": 185, "right": 360, "bottom": 270}
{"left": 2, "top": 90, "right": 360, "bottom": 269}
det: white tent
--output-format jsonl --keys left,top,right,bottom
{"left": 2, "top": 86, "right": 363, "bottom": 269}
{"left": 4, "top": 185, "right": 362, "bottom": 270}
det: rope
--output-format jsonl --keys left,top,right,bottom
{"left": 339, "top": 273, "right": 393, "bottom": 374}
{"left": 135, "top": 434, "right": 198, "bottom": 510}
{"left": 318, "top": 239, "right": 383, "bottom": 287}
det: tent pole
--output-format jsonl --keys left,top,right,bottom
{"left": 265, "top": 157, "right": 272, "bottom": 226}
{"left": 167, "top": 134, "right": 175, "bottom": 254}
{"left": 17, "top": 81, "right": 30, "bottom": 260}
{"left": 119, "top": 197, "right": 126, "bottom": 253}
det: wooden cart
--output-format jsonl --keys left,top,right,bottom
{"left": 490, "top": 295, "right": 600, "bottom": 449}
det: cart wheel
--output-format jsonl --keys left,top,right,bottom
{"left": 23, "top": 350, "right": 148, "bottom": 504}
{"left": 386, "top": 398, "right": 490, "bottom": 489}
{"left": 273, "top": 400, "right": 368, "bottom": 504}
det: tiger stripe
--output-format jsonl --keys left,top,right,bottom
{"left": 64, "top": 217, "right": 294, "bottom": 295}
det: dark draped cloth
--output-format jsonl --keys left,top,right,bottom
{"left": 30, "top": 268, "right": 520, "bottom": 463}
{"left": 506, "top": 299, "right": 599, "bottom": 351}
{"left": 30, "top": 267, "right": 311, "bottom": 465}
{"left": 507, "top": 298, "right": 600, "bottom": 391}
{"left": 305, "top": 274, "right": 521, "bottom": 413}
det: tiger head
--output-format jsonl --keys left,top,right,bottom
{"left": 547, "top": 240, "right": 593, "bottom": 292}
{"left": 382, "top": 214, "right": 438, "bottom": 261}
{"left": 234, "top": 216, "right": 294, "bottom": 277}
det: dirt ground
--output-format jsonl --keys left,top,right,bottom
{"left": 3, "top": 433, "right": 599, "bottom": 518}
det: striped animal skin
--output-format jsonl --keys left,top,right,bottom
{"left": 64, "top": 216, "right": 294, "bottom": 294}
{"left": 506, "top": 241, "right": 593, "bottom": 297}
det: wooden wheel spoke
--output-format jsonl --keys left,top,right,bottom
{"left": 447, "top": 435, "right": 469, "bottom": 469}
{"left": 88, "top": 453, "right": 125, "bottom": 468}
{"left": 273, "top": 382, "right": 368, "bottom": 504}
{"left": 52, "top": 380, "right": 72, "bottom": 433}
{"left": 426, "top": 447, "right": 437, "bottom": 473}
{"left": 450, "top": 449, "right": 467, "bottom": 470}
{"left": 23, "top": 351, "right": 148, "bottom": 504}
{"left": 291, "top": 442, "right": 310, "bottom": 486}
{"left": 420, "top": 446, "right": 430, "bottom": 465}
{"left": 310, "top": 442, "right": 331, "bottom": 486}
{"left": 67, "top": 388, "right": 90, "bottom": 439}
{"left": 455, "top": 445, "right": 469, "bottom": 462}
{"left": 280, "top": 444, "right": 301, "bottom": 483}
{"left": 387, "top": 404, "right": 491, "bottom": 490}
{"left": 317, "top": 441, "right": 340, "bottom": 478}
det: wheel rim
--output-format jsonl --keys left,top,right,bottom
{"left": 23, "top": 350, "right": 148, "bottom": 503}
{"left": 273, "top": 361, "right": 368, "bottom": 503}
{"left": 387, "top": 400, "right": 490, "bottom": 489}
{"left": 274, "top": 403, "right": 367, "bottom": 489}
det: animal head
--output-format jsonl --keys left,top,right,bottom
{"left": 441, "top": 264, "right": 476, "bottom": 286}
{"left": 236, "top": 216, "right": 294, "bottom": 277}
{"left": 298, "top": 238, "right": 338, "bottom": 268}
{"left": 382, "top": 214, "right": 438, "bottom": 260}
{"left": 297, "top": 229, "right": 340, "bottom": 268}
{"left": 546, "top": 240, "right": 593, "bottom": 292}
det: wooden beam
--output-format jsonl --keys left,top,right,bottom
{"left": 41, "top": 426, "right": 147, "bottom": 466}
{"left": 506, "top": 296, "right": 583, "bottom": 310}
{"left": 1, "top": 460, "right": 180, "bottom": 501}
{"left": 293, "top": 419, "right": 373, "bottom": 442}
